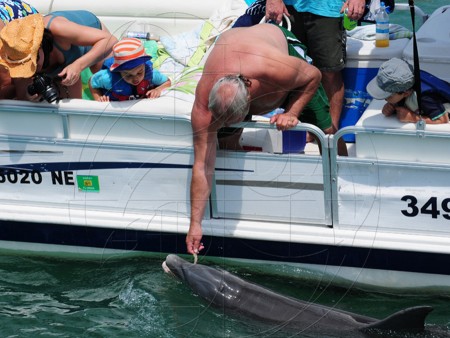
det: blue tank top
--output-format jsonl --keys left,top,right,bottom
{"left": 45, "top": 10, "right": 102, "bottom": 77}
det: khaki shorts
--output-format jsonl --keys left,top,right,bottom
{"left": 289, "top": 11, "right": 346, "bottom": 72}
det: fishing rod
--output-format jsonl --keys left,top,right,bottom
{"left": 408, "top": 0, "right": 423, "bottom": 116}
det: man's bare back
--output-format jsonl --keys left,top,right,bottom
{"left": 196, "top": 24, "right": 321, "bottom": 117}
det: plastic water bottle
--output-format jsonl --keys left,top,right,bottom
{"left": 375, "top": 2, "right": 390, "bottom": 47}
{"left": 126, "top": 31, "right": 160, "bottom": 41}
{"left": 343, "top": 9, "right": 357, "bottom": 31}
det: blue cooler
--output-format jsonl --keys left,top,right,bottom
{"left": 282, "top": 130, "right": 306, "bottom": 153}
{"left": 341, "top": 67, "right": 377, "bottom": 142}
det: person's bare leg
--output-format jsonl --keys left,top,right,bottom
{"left": 307, "top": 71, "right": 345, "bottom": 145}
{"left": 323, "top": 126, "right": 348, "bottom": 156}
{"left": 336, "top": 137, "right": 348, "bottom": 156}
{"left": 321, "top": 70, "right": 347, "bottom": 156}
{"left": 321, "top": 70, "right": 344, "bottom": 131}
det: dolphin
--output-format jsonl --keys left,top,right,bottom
{"left": 162, "top": 254, "right": 433, "bottom": 335}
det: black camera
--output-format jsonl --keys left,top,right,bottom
{"left": 27, "top": 74, "right": 60, "bottom": 103}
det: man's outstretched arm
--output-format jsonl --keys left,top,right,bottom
{"left": 187, "top": 99, "right": 217, "bottom": 254}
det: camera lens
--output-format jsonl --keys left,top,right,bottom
{"left": 27, "top": 74, "right": 60, "bottom": 103}
{"left": 42, "top": 87, "right": 59, "bottom": 103}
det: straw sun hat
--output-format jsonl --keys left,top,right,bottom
{"left": 0, "top": 14, "right": 45, "bottom": 78}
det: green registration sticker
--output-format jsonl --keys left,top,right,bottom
{"left": 77, "top": 175, "right": 100, "bottom": 192}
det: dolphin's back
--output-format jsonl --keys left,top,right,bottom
{"left": 221, "top": 269, "right": 375, "bottom": 331}
{"left": 163, "top": 255, "right": 432, "bottom": 334}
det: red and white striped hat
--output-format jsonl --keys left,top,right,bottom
{"left": 109, "top": 38, "right": 151, "bottom": 72}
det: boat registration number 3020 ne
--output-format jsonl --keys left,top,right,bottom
{"left": 0, "top": 170, "right": 100, "bottom": 192}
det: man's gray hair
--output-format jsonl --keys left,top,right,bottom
{"left": 208, "top": 75, "right": 250, "bottom": 122}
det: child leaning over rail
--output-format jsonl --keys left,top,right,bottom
{"left": 89, "top": 38, "right": 171, "bottom": 102}
{"left": 367, "top": 58, "right": 450, "bottom": 124}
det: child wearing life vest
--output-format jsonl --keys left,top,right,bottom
{"left": 367, "top": 58, "right": 450, "bottom": 124}
{"left": 89, "top": 38, "right": 171, "bottom": 101}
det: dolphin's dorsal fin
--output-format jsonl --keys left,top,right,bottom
{"left": 363, "top": 306, "right": 433, "bottom": 331}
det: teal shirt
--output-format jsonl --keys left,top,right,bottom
{"left": 245, "top": 0, "right": 298, "bottom": 6}
{"left": 245, "top": 0, "right": 343, "bottom": 18}
{"left": 292, "top": 0, "right": 343, "bottom": 18}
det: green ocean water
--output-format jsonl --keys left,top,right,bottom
{"left": 2, "top": 1, "right": 450, "bottom": 337}
{"left": 1, "top": 254, "right": 450, "bottom": 337}
{"left": 389, "top": 0, "right": 446, "bottom": 30}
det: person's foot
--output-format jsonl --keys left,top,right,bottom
{"left": 306, "top": 132, "right": 314, "bottom": 143}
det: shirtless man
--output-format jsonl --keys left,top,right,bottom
{"left": 186, "top": 23, "right": 342, "bottom": 255}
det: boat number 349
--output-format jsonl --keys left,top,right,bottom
{"left": 401, "top": 195, "right": 450, "bottom": 220}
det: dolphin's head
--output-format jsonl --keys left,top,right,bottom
{"left": 162, "top": 254, "right": 195, "bottom": 280}
{"left": 162, "top": 254, "right": 239, "bottom": 308}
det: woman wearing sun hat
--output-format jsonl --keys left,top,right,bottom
{"left": 0, "top": 10, "right": 117, "bottom": 101}
{"left": 89, "top": 38, "right": 171, "bottom": 102}
{"left": 0, "top": 0, "right": 38, "bottom": 99}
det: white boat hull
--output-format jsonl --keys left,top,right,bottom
{"left": 1, "top": 1, "right": 450, "bottom": 291}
